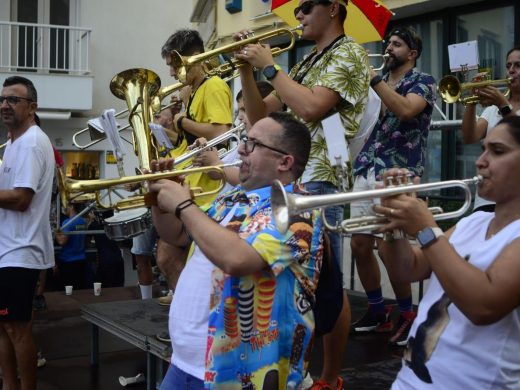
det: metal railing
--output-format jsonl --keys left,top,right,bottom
{"left": 0, "top": 21, "right": 91, "bottom": 75}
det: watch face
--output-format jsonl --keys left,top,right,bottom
{"left": 263, "top": 66, "right": 276, "bottom": 80}
{"left": 418, "top": 228, "right": 435, "bottom": 246}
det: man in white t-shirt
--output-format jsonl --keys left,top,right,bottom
{"left": 0, "top": 76, "right": 55, "bottom": 389}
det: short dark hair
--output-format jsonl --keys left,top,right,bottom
{"left": 387, "top": 26, "right": 422, "bottom": 59}
{"left": 497, "top": 116, "right": 520, "bottom": 145}
{"left": 161, "top": 29, "right": 205, "bottom": 58}
{"left": 268, "top": 112, "right": 310, "bottom": 180}
{"left": 236, "top": 81, "right": 274, "bottom": 102}
{"left": 506, "top": 46, "right": 520, "bottom": 59}
{"left": 3, "top": 76, "right": 38, "bottom": 102}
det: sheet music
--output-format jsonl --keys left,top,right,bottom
{"left": 322, "top": 113, "right": 349, "bottom": 166}
{"left": 149, "top": 123, "right": 174, "bottom": 150}
{"left": 448, "top": 41, "right": 479, "bottom": 72}
{"left": 100, "top": 109, "right": 125, "bottom": 177}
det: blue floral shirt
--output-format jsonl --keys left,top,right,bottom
{"left": 203, "top": 184, "right": 323, "bottom": 389}
{"left": 353, "top": 68, "right": 436, "bottom": 179}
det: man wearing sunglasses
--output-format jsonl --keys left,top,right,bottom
{"left": 0, "top": 76, "right": 55, "bottom": 389}
{"left": 150, "top": 112, "right": 323, "bottom": 389}
{"left": 351, "top": 26, "right": 436, "bottom": 346}
{"left": 234, "top": 0, "right": 369, "bottom": 388}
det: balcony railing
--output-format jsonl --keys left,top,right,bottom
{"left": 0, "top": 21, "right": 91, "bottom": 75}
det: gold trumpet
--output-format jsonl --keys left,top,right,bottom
{"left": 57, "top": 161, "right": 242, "bottom": 211}
{"left": 369, "top": 54, "right": 389, "bottom": 71}
{"left": 169, "top": 26, "right": 302, "bottom": 83}
{"left": 438, "top": 75, "right": 512, "bottom": 105}
{"left": 271, "top": 176, "right": 481, "bottom": 234}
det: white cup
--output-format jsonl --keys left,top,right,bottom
{"left": 119, "top": 373, "right": 145, "bottom": 386}
{"left": 93, "top": 282, "right": 102, "bottom": 296}
{"left": 65, "top": 285, "right": 73, "bottom": 295}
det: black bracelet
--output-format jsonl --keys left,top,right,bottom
{"left": 370, "top": 75, "right": 383, "bottom": 88}
{"left": 175, "top": 199, "right": 195, "bottom": 219}
{"left": 176, "top": 116, "right": 185, "bottom": 132}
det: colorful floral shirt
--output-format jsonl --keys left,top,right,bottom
{"left": 284, "top": 35, "right": 370, "bottom": 187}
{"left": 203, "top": 184, "right": 323, "bottom": 389}
{"left": 353, "top": 68, "right": 436, "bottom": 179}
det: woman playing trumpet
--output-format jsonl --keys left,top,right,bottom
{"left": 375, "top": 116, "right": 520, "bottom": 389}
{"left": 461, "top": 46, "right": 520, "bottom": 212}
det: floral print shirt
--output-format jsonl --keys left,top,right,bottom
{"left": 203, "top": 184, "right": 323, "bottom": 389}
{"left": 353, "top": 68, "right": 436, "bottom": 179}
{"left": 284, "top": 35, "right": 370, "bottom": 187}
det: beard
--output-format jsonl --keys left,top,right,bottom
{"left": 384, "top": 54, "right": 406, "bottom": 72}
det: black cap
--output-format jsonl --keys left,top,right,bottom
{"left": 387, "top": 26, "right": 422, "bottom": 58}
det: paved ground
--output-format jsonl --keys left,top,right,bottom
{"left": 12, "top": 287, "right": 405, "bottom": 389}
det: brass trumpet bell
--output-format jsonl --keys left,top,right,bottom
{"left": 439, "top": 75, "right": 512, "bottom": 105}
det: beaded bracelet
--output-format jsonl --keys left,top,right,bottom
{"left": 175, "top": 199, "right": 195, "bottom": 219}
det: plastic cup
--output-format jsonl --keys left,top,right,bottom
{"left": 65, "top": 285, "right": 73, "bottom": 295}
{"left": 93, "top": 282, "right": 102, "bottom": 296}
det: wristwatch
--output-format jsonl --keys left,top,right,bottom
{"left": 499, "top": 104, "right": 513, "bottom": 116}
{"left": 416, "top": 227, "right": 444, "bottom": 248}
{"left": 262, "top": 64, "right": 281, "bottom": 81}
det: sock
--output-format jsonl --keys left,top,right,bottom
{"left": 366, "top": 287, "right": 385, "bottom": 313}
{"left": 139, "top": 284, "right": 153, "bottom": 300}
{"left": 397, "top": 295, "right": 413, "bottom": 313}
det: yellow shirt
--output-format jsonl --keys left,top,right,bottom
{"left": 184, "top": 76, "right": 233, "bottom": 206}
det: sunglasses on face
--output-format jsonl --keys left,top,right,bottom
{"left": 0, "top": 95, "right": 34, "bottom": 105}
{"left": 241, "top": 136, "right": 289, "bottom": 155}
{"left": 293, "top": 0, "right": 332, "bottom": 17}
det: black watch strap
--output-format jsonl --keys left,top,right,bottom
{"left": 499, "top": 104, "right": 513, "bottom": 116}
{"left": 370, "top": 75, "right": 383, "bottom": 88}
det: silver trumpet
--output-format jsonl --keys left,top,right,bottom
{"left": 173, "top": 123, "right": 245, "bottom": 167}
{"left": 271, "top": 176, "right": 481, "bottom": 234}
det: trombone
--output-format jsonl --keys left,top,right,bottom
{"left": 170, "top": 26, "right": 302, "bottom": 83}
{"left": 369, "top": 54, "right": 389, "bottom": 71}
{"left": 57, "top": 161, "right": 242, "bottom": 211}
{"left": 271, "top": 176, "right": 481, "bottom": 234}
{"left": 438, "top": 75, "right": 512, "bottom": 105}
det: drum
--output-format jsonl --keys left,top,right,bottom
{"left": 103, "top": 207, "right": 151, "bottom": 241}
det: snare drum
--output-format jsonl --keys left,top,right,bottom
{"left": 103, "top": 208, "right": 151, "bottom": 241}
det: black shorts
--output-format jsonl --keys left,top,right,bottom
{"left": 313, "top": 251, "right": 344, "bottom": 338}
{"left": 0, "top": 267, "right": 40, "bottom": 321}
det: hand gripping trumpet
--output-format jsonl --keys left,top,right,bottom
{"left": 57, "top": 161, "right": 242, "bottom": 211}
{"left": 271, "top": 176, "right": 481, "bottom": 234}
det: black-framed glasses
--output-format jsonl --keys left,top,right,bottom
{"left": 293, "top": 0, "right": 332, "bottom": 17}
{"left": 241, "top": 136, "right": 289, "bottom": 155}
{"left": 0, "top": 96, "right": 34, "bottom": 105}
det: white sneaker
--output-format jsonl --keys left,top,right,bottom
{"left": 302, "top": 372, "right": 313, "bottom": 390}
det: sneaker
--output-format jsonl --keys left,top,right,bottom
{"left": 352, "top": 306, "right": 392, "bottom": 333}
{"left": 158, "top": 291, "right": 173, "bottom": 306}
{"left": 37, "top": 350, "right": 46, "bottom": 368}
{"left": 156, "top": 330, "right": 171, "bottom": 343}
{"left": 302, "top": 372, "right": 314, "bottom": 390}
{"left": 32, "top": 295, "right": 47, "bottom": 311}
{"left": 389, "top": 311, "right": 417, "bottom": 346}
{"left": 309, "top": 376, "right": 343, "bottom": 390}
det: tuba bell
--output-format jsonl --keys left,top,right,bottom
{"left": 109, "top": 68, "right": 161, "bottom": 171}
